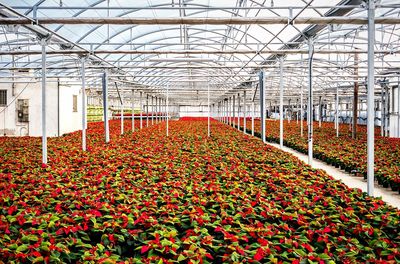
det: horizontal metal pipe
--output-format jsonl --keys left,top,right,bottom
{"left": 0, "top": 49, "right": 398, "bottom": 56}
{"left": 0, "top": 17, "right": 399, "bottom": 25}
{"left": 0, "top": 65, "right": 396, "bottom": 70}
{"left": 1, "top": 74, "right": 398, "bottom": 79}
{"left": 0, "top": 41, "right": 376, "bottom": 46}
{"left": 7, "top": 5, "right": 367, "bottom": 10}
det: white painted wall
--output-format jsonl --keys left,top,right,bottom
{"left": 0, "top": 78, "right": 82, "bottom": 137}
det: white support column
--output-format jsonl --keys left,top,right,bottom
{"left": 224, "top": 100, "right": 226, "bottom": 124}
{"left": 151, "top": 96, "right": 154, "bottom": 125}
{"left": 301, "top": 83, "right": 304, "bottom": 137}
{"left": 41, "top": 39, "right": 47, "bottom": 164}
{"left": 146, "top": 94, "right": 149, "bottom": 127}
{"left": 279, "top": 58, "right": 284, "bottom": 149}
{"left": 158, "top": 97, "right": 161, "bottom": 123}
{"left": 260, "top": 70, "right": 266, "bottom": 143}
{"left": 367, "top": 0, "right": 375, "bottom": 196}
{"left": 139, "top": 91, "right": 143, "bottom": 129}
{"left": 208, "top": 81, "right": 210, "bottom": 137}
{"left": 81, "top": 57, "right": 87, "bottom": 151}
{"left": 336, "top": 84, "right": 339, "bottom": 137}
{"left": 131, "top": 89, "right": 135, "bottom": 132}
{"left": 232, "top": 96, "right": 236, "bottom": 127}
{"left": 398, "top": 77, "right": 400, "bottom": 137}
{"left": 154, "top": 96, "right": 157, "bottom": 124}
{"left": 243, "top": 91, "right": 247, "bottom": 134}
{"left": 230, "top": 97, "right": 233, "bottom": 126}
{"left": 319, "top": 96, "right": 322, "bottom": 128}
{"left": 120, "top": 93, "right": 124, "bottom": 135}
{"left": 102, "top": 71, "right": 110, "bottom": 143}
{"left": 251, "top": 101, "right": 255, "bottom": 136}
{"left": 307, "top": 38, "right": 314, "bottom": 166}
{"left": 237, "top": 93, "right": 241, "bottom": 130}
{"left": 166, "top": 84, "right": 169, "bottom": 137}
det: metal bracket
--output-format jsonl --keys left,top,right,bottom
{"left": 37, "top": 34, "right": 51, "bottom": 45}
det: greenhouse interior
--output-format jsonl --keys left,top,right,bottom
{"left": 1, "top": 0, "right": 400, "bottom": 262}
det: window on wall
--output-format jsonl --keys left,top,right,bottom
{"left": 73, "top": 95, "right": 78, "bottom": 112}
{"left": 0, "top": 90, "right": 7, "bottom": 106}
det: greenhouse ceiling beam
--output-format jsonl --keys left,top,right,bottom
{"left": 0, "top": 4, "right": 144, "bottom": 92}
{"left": 1, "top": 65, "right": 396, "bottom": 70}
{"left": 1, "top": 17, "right": 399, "bottom": 25}
{"left": 8, "top": 5, "right": 373, "bottom": 11}
{"left": 1, "top": 41, "right": 377, "bottom": 46}
{"left": 1, "top": 74, "right": 396, "bottom": 79}
{"left": 0, "top": 49, "right": 398, "bottom": 56}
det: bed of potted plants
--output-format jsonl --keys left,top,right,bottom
{"left": 237, "top": 119, "right": 400, "bottom": 193}
{"left": 0, "top": 120, "right": 399, "bottom": 263}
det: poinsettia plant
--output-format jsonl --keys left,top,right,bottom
{"left": 0, "top": 119, "right": 399, "bottom": 263}
{"left": 238, "top": 118, "right": 400, "bottom": 193}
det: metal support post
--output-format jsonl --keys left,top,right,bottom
{"left": 151, "top": 96, "right": 154, "bottom": 125}
{"left": 166, "top": 84, "right": 169, "bottom": 136}
{"left": 398, "top": 77, "right": 400, "bottom": 137}
{"left": 307, "top": 38, "right": 314, "bottom": 165}
{"left": 120, "top": 93, "right": 124, "bottom": 135}
{"left": 260, "top": 70, "right": 266, "bottom": 143}
{"left": 279, "top": 58, "right": 284, "bottom": 148}
{"left": 367, "top": 0, "right": 375, "bottom": 196}
{"left": 41, "top": 39, "right": 47, "bottom": 164}
{"left": 301, "top": 83, "right": 304, "bottom": 137}
{"left": 243, "top": 91, "right": 247, "bottom": 134}
{"left": 81, "top": 57, "right": 87, "bottom": 151}
{"left": 146, "top": 94, "right": 149, "bottom": 127}
{"left": 102, "top": 71, "right": 110, "bottom": 143}
{"left": 140, "top": 91, "right": 143, "bottom": 129}
{"left": 208, "top": 81, "right": 210, "bottom": 137}
{"left": 233, "top": 95, "right": 236, "bottom": 127}
{"left": 319, "top": 96, "right": 322, "bottom": 128}
{"left": 237, "top": 93, "right": 241, "bottom": 130}
{"left": 336, "top": 84, "right": 339, "bottom": 137}
{"left": 131, "top": 90, "right": 135, "bottom": 132}
{"left": 251, "top": 102, "right": 255, "bottom": 136}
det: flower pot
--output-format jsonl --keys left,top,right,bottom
{"left": 390, "top": 181, "right": 399, "bottom": 192}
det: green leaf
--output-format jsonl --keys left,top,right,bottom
{"left": 22, "top": 234, "right": 39, "bottom": 243}
{"left": 7, "top": 243, "right": 17, "bottom": 250}
{"left": 319, "top": 253, "right": 331, "bottom": 260}
{"left": 97, "top": 243, "right": 105, "bottom": 252}
{"left": 33, "top": 256, "right": 44, "bottom": 263}
{"left": 16, "top": 244, "right": 28, "bottom": 253}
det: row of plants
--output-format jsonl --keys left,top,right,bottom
{"left": 233, "top": 118, "right": 400, "bottom": 193}
{"left": 1, "top": 120, "right": 400, "bottom": 262}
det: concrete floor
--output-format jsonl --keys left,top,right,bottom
{"left": 268, "top": 142, "right": 400, "bottom": 210}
